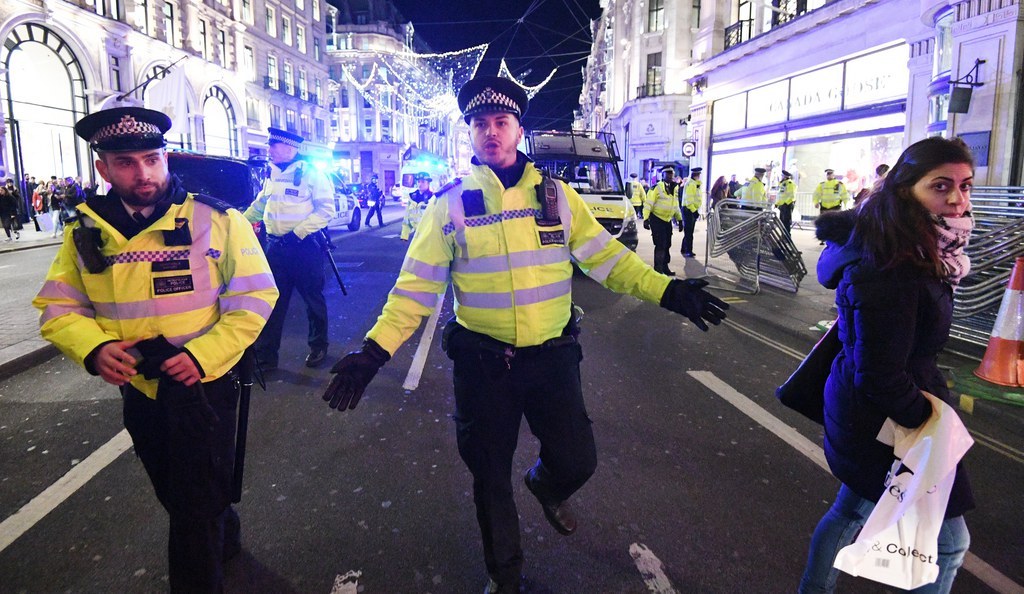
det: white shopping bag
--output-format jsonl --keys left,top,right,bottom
{"left": 833, "top": 392, "right": 974, "bottom": 590}
{"left": 36, "top": 214, "right": 52, "bottom": 233}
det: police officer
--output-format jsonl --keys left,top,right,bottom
{"left": 244, "top": 127, "right": 335, "bottom": 369}
{"left": 736, "top": 166, "right": 767, "bottom": 209}
{"left": 363, "top": 173, "right": 384, "bottom": 227}
{"left": 776, "top": 169, "right": 797, "bottom": 234}
{"left": 401, "top": 171, "right": 432, "bottom": 241}
{"left": 680, "top": 167, "right": 703, "bottom": 257}
{"left": 33, "top": 107, "right": 278, "bottom": 593}
{"left": 643, "top": 164, "right": 683, "bottom": 275}
{"left": 812, "top": 168, "right": 848, "bottom": 213}
{"left": 319, "top": 75, "right": 728, "bottom": 594}
{"left": 628, "top": 172, "right": 644, "bottom": 219}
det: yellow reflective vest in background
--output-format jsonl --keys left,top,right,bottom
{"left": 630, "top": 181, "right": 645, "bottom": 207}
{"left": 244, "top": 160, "right": 336, "bottom": 238}
{"left": 34, "top": 195, "right": 279, "bottom": 398}
{"left": 681, "top": 179, "right": 702, "bottom": 212}
{"left": 737, "top": 177, "right": 767, "bottom": 203}
{"left": 644, "top": 182, "right": 683, "bottom": 223}
{"left": 401, "top": 190, "right": 432, "bottom": 241}
{"left": 776, "top": 179, "right": 796, "bottom": 205}
{"left": 813, "top": 179, "right": 848, "bottom": 209}
{"left": 367, "top": 158, "right": 671, "bottom": 353}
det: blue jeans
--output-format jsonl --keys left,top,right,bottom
{"left": 799, "top": 484, "right": 970, "bottom": 594}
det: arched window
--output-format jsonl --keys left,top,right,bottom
{"left": 1, "top": 23, "right": 89, "bottom": 185}
{"left": 203, "top": 86, "right": 238, "bottom": 157}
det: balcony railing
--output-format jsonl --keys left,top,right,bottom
{"left": 724, "top": 19, "right": 753, "bottom": 50}
{"left": 636, "top": 83, "right": 664, "bottom": 99}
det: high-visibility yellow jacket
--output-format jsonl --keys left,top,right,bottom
{"left": 776, "top": 179, "right": 796, "bottom": 205}
{"left": 244, "top": 160, "right": 336, "bottom": 238}
{"left": 630, "top": 181, "right": 645, "bottom": 207}
{"left": 813, "top": 179, "right": 848, "bottom": 209}
{"left": 644, "top": 182, "right": 682, "bottom": 223}
{"left": 681, "top": 179, "right": 703, "bottom": 212}
{"left": 737, "top": 177, "right": 767, "bottom": 203}
{"left": 366, "top": 158, "right": 671, "bottom": 352}
{"left": 401, "top": 190, "right": 432, "bottom": 241}
{"left": 34, "top": 194, "right": 279, "bottom": 398}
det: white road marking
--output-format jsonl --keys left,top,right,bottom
{"left": 687, "top": 370, "right": 1023, "bottom": 594}
{"left": 329, "top": 570, "right": 362, "bottom": 594}
{"left": 629, "top": 543, "right": 678, "bottom": 593}
{"left": 402, "top": 290, "right": 447, "bottom": 391}
{"left": 0, "top": 428, "right": 132, "bottom": 553}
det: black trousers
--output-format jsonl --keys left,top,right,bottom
{"left": 122, "top": 375, "right": 240, "bottom": 593}
{"left": 777, "top": 203, "right": 794, "bottom": 234}
{"left": 258, "top": 235, "right": 328, "bottom": 363}
{"left": 364, "top": 199, "right": 383, "bottom": 227}
{"left": 649, "top": 216, "right": 674, "bottom": 273}
{"left": 449, "top": 335, "right": 596, "bottom": 584}
{"left": 681, "top": 209, "right": 698, "bottom": 256}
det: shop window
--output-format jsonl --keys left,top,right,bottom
{"left": 648, "top": 0, "right": 664, "bottom": 32}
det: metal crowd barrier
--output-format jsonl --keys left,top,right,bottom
{"left": 950, "top": 186, "right": 1024, "bottom": 347}
{"left": 704, "top": 198, "right": 807, "bottom": 293}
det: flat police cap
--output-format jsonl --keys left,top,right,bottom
{"left": 782, "top": 170, "right": 793, "bottom": 177}
{"left": 754, "top": 167, "right": 767, "bottom": 174}
{"left": 690, "top": 167, "right": 703, "bottom": 175}
{"left": 268, "top": 127, "right": 304, "bottom": 147}
{"left": 824, "top": 168, "right": 835, "bottom": 174}
{"left": 74, "top": 107, "right": 170, "bottom": 152}
{"left": 457, "top": 76, "right": 529, "bottom": 123}
{"left": 659, "top": 164, "right": 676, "bottom": 173}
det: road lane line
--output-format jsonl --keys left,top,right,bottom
{"left": 722, "top": 318, "right": 806, "bottom": 360}
{"left": 629, "top": 543, "right": 678, "bottom": 594}
{"left": 0, "top": 428, "right": 132, "bottom": 553}
{"left": 687, "top": 370, "right": 1023, "bottom": 594}
{"left": 402, "top": 290, "right": 447, "bottom": 391}
{"left": 688, "top": 370, "right": 829, "bottom": 472}
{"left": 329, "top": 570, "right": 362, "bottom": 594}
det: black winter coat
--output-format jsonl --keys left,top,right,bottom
{"left": 815, "top": 211, "right": 974, "bottom": 518}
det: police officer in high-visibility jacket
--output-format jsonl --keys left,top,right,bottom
{"left": 776, "top": 169, "right": 797, "bottom": 234}
{"left": 643, "top": 164, "right": 683, "bottom": 275}
{"left": 812, "top": 168, "right": 848, "bottom": 213}
{"left": 319, "top": 75, "right": 728, "bottom": 594}
{"left": 33, "top": 107, "right": 278, "bottom": 593}
{"left": 735, "top": 166, "right": 767, "bottom": 209}
{"left": 628, "top": 172, "right": 645, "bottom": 219}
{"left": 243, "top": 128, "right": 336, "bottom": 369}
{"left": 680, "top": 167, "right": 703, "bottom": 258}
{"left": 401, "top": 171, "right": 433, "bottom": 241}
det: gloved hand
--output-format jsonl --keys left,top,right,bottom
{"left": 676, "top": 220, "right": 684, "bottom": 232}
{"left": 163, "top": 379, "right": 219, "bottom": 439}
{"left": 322, "top": 339, "right": 391, "bottom": 411}
{"left": 659, "top": 278, "right": 730, "bottom": 332}
{"left": 643, "top": 219, "right": 651, "bottom": 230}
{"left": 281, "top": 231, "right": 302, "bottom": 246}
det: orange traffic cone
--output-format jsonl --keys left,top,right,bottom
{"left": 975, "top": 256, "right": 1024, "bottom": 387}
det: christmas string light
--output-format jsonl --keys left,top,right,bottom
{"left": 498, "top": 59, "right": 557, "bottom": 99}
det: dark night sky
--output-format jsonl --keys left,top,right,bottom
{"left": 389, "top": 0, "right": 602, "bottom": 131}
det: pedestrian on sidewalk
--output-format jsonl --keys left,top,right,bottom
{"left": 0, "top": 184, "right": 21, "bottom": 241}
{"left": 34, "top": 106, "right": 278, "bottom": 594}
{"left": 319, "top": 74, "right": 729, "bottom": 594}
{"left": 243, "top": 127, "right": 335, "bottom": 370}
{"left": 800, "top": 136, "right": 976, "bottom": 593}
{"left": 47, "top": 177, "right": 64, "bottom": 237}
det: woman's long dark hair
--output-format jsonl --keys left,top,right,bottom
{"left": 710, "top": 176, "right": 727, "bottom": 196}
{"left": 853, "top": 137, "right": 974, "bottom": 277}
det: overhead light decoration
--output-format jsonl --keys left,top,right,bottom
{"left": 497, "top": 59, "right": 556, "bottom": 99}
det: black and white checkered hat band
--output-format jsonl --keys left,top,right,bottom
{"left": 463, "top": 87, "right": 521, "bottom": 117}
{"left": 269, "top": 133, "right": 302, "bottom": 148}
{"left": 90, "top": 115, "right": 163, "bottom": 144}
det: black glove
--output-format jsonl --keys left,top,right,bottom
{"left": 676, "top": 220, "right": 684, "bottom": 232}
{"left": 643, "top": 219, "right": 651, "bottom": 230}
{"left": 659, "top": 278, "right": 730, "bottom": 332}
{"left": 163, "top": 379, "right": 219, "bottom": 439}
{"left": 322, "top": 339, "right": 391, "bottom": 411}
{"left": 282, "top": 231, "right": 302, "bottom": 246}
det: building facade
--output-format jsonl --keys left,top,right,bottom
{"left": 579, "top": 0, "right": 1024, "bottom": 195}
{"left": 0, "top": 0, "right": 330, "bottom": 190}
{"left": 324, "top": 0, "right": 459, "bottom": 189}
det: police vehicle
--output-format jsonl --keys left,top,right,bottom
{"left": 524, "top": 130, "right": 638, "bottom": 251}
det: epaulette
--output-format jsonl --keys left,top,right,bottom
{"left": 434, "top": 178, "right": 462, "bottom": 198}
{"left": 192, "top": 193, "right": 235, "bottom": 212}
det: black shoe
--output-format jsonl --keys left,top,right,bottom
{"left": 524, "top": 474, "right": 577, "bottom": 536}
{"left": 305, "top": 347, "right": 327, "bottom": 368}
{"left": 258, "top": 355, "right": 278, "bottom": 372}
{"left": 663, "top": 269, "right": 676, "bottom": 276}
{"left": 684, "top": 252, "right": 696, "bottom": 258}
{"left": 484, "top": 578, "right": 522, "bottom": 594}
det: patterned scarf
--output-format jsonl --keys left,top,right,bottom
{"left": 932, "top": 213, "right": 974, "bottom": 285}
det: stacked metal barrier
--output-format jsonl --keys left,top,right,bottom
{"left": 951, "top": 186, "right": 1024, "bottom": 347}
{"left": 704, "top": 198, "right": 807, "bottom": 293}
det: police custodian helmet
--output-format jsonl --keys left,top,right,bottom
{"left": 457, "top": 75, "right": 529, "bottom": 123}
{"left": 74, "top": 107, "right": 171, "bottom": 152}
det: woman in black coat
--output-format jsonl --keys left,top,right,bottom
{"left": 799, "top": 137, "right": 976, "bottom": 594}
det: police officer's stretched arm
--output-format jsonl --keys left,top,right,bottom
{"left": 323, "top": 198, "right": 454, "bottom": 410}
{"left": 290, "top": 168, "right": 336, "bottom": 239}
